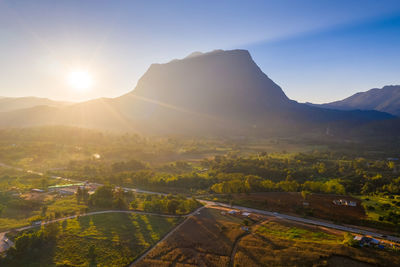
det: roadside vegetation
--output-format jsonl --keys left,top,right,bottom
{"left": 360, "top": 194, "right": 400, "bottom": 224}
{"left": 0, "top": 182, "right": 200, "bottom": 232}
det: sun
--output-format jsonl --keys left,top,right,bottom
{"left": 68, "top": 70, "right": 93, "bottom": 91}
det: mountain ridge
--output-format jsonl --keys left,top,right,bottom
{"left": 0, "top": 49, "right": 396, "bottom": 137}
{"left": 0, "top": 96, "right": 71, "bottom": 113}
{"left": 313, "top": 85, "right": 400, "bottom": 116}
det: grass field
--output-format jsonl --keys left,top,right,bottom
{"left": 3, "top": 213, "right": 180, "bottom": 266}
{"left": 135, "top": 207, "right": 400, "bottom": 267}
{"left": 0, "top": 194, "right": 88, "bottom": 232}
{"left": 136, "top": 207, "right": 253, "bottom": 266}
{"left": 234, "top": 219, "right": 400, "bottom": 267}
{"left": 256, "top": 221, "right": 340, "bottom": 244}
{"left": 358, "top": 195, "right": 400, "bottom": 223}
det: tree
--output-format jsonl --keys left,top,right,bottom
{"left": 43, "top": 222, "right": 60, "bottom": 240}
{"left": 89, "top": 185, "right": 114, "bottom": 208}
{"left": 82, "top": 187, "right": 90, "bottom": 204}
{"left": 113, "top": 197, "right": 128, "bottom": 210}
{"left": 130, "top": 200, "right": 138, "bottom": 209}
{"left": 301, "top": 190, "right": 310, "bottom": 200}
{"left": 167, "top": 199, "right": 179, "bottom": 214}
{"left": 261, "top": 179, "right": 275, "bottom": 191}
{"left": 323, "top": 179, "right": 345, "bottom": 195}
{"left": 244, "top": 175, "right": 263, "bottom": 191}
{"left": 303, "top": 181, "right": 324, "bottom": 193}
{"left": 277, "top": 181, "right": 299, "bottom": 192}
{"left": 76, "top": 187, "right": 82, "bottom": 204}
{"left": 41, "top": 205, "right": 48, "bottom": 216}
{"left": 388, "top": 161, "right": 395, "bottom": 170}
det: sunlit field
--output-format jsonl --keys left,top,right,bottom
{"left": 1, "top": 213, "right": 180, "bottom": 266}
{"left": 1, "top": 1, "right": 400, "bottom": 266}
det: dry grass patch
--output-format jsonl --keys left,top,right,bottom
{"left": 233, "top": 219, "right": 400, "bottom": 267}
{"left": 137, "top": 208, "right": 249, "bottom": 267}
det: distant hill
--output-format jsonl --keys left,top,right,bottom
{"left": 314, "top": 85, "right": 400, "bottom": 116}
{"left": 0, "top": 50, "right": 396, "bottom": 137}
{"left": 0, "top": 96, "right": 71, "bottom": 112}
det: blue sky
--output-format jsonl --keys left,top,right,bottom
{"left": 1, "top": 0, "right": 400, "bottom": 103}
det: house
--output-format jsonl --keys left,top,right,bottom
{"left": 242, "top": 212, "right": 251, "bottom": 217}
{"left": 333, "top": 199, "right": 357, "bottom": 207}
{"left": 354, "top": 236, "right": 381, "bottom": 247}
{"left": 348, "top": 201, "right": 357, "bottom": 207}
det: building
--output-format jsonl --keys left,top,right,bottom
{"left": 354, "top": 236, "right": 381, "bottom": 247}
{"left": 333, "top": 199, "right": 357, "bottom": 207}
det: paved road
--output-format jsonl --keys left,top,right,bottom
{"left": 0, "top": 209, "right": 188, "bottom": 253}
{"left": 129, "top": 206, "right": 206, "bottom": 266}
{"left": 199, "top": 200, "right": 400, "bottom": 243}
{"left": 2, "top": 162, "right": 399, "bottom": 245}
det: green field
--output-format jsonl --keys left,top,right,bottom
{"left": 358, "top": 195, "right": 400, "bottom": 224}
{"left": 2, "top": 213, "right": 180, "bottom": 266}
{"left": 0, "top": 194, "right": 88, "bottom": 232}
{"left": 256, "top": 221, "right": 340, "bottom": 244}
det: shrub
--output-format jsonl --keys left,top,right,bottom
{"left": 342, "top": 232, "right": 358, "bottom": 247}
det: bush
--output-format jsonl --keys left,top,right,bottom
{"left": 342, "top": 232, "right": 358, "bottom": 247}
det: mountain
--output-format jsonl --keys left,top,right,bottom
{"left": 0, "top": 49, "right": 395, "bottom": 136}
{"left": 314, "top": 85, "right": 400, "bottom": 116}
{"left": 0, "top": 96, "right": 71, "bottom": 112}
{"left": 111, "top": 49, "right": 394, "bottom": 135}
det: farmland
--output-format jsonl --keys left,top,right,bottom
{"left": 234, "top": 219, "right": 400, "bottom": 266}
{"left": 136, "top": 207, "right": 400, "bottom": 267}
{"left": 1, "top": 127, "right": 400, "bottom": 266}
{"left": 1, "top": 213, "right": 180, "bottom": 266}
{"left": 136, "top": 207, "right": 251, "bottom": 266}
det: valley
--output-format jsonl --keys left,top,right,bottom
{"left": 2, "top": 1, "right": 400, "bottom": 266}
{"left": 0, "top": 126, "right": 400, "bottom": 266}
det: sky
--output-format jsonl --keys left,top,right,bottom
{"left": 0, "top": 0, "right": 400, "bottom": 103}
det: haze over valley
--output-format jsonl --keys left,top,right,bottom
{"left": 1, "top": 1, "right": 400, "bottom": 266}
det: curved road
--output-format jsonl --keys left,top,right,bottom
{"left": 1, "top": 162, "right": 399, "bottom": 253}
{"left": 0, "top": 209, "right": 192, "bottom": 253}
